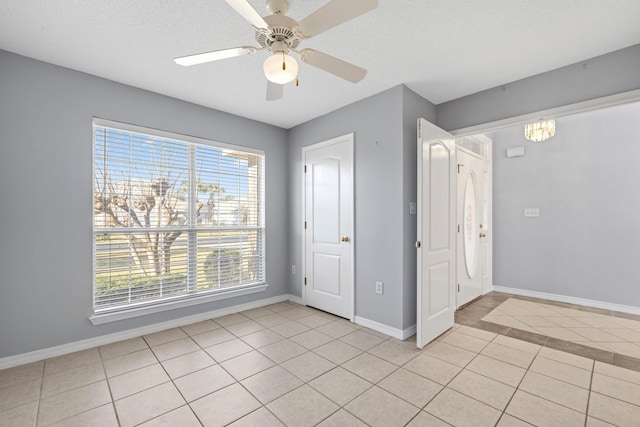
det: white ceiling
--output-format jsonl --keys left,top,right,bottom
{"left": 1, "top": 0, "right": 639, "bottom": 129}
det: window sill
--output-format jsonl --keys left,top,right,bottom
{"left": 89, "top": 283, "right": 269, "bottom": 325}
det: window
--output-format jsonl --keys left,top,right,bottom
{"left": 92, "top": 119, "right": 265, "bottom": 321}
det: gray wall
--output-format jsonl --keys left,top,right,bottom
{"left": 5, "top": 38, "right": 638, "bottom": 359}
{"left": 0, "top": 50, "right": 288, "bottom": 358}
{"left": 402, "top": 87, "right": 437, "bottom": 328}
{"left": 491, "top": 101, "right": 640, "bottom": 306}
{"left": 437, "top": 44, "right": 640, "bottom": 131}
{"left": 287, "top": 85, "right": 435, "bottom": 331}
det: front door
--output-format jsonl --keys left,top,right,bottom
{"left": 456, "top": 148, "right": 485, "bottom": 307}
{"left": 303, "top": 134, "right": 354, "bottom": 320}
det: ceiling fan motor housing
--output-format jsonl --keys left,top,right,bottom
{"left": 256, "top": 14, "right": 301, "bottom": 51}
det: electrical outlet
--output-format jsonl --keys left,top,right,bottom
{"left": 291, "top": 265, "right": 296, "bottom": 274}
{"left": 376, "top": 281, "right": 383, "bottom": 295}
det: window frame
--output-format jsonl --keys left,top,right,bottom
{"left": 90, "top": 118, "right": 267, "bottom": 325}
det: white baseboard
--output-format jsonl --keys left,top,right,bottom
{"left": 355, "top": 316, "right": 416, "bottom": 340}
{"left": 0, "top": 294, "right": 299, "bottom": 370}
{"left": 287, "top": 294, "right": 304, "bottom": 305}
{"left": 493, "top": 286, "right": 640, "bottom": 315}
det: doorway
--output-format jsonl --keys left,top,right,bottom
{"left": 416, "top": 120, "right": 492, "bottom": 348}
{"left": 456, "top": 140, "right": 491, "bottom": 308}
{"left": 302, "top": 134, "right": 354, "bottom": 320}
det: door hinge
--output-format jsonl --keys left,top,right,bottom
{"left": 457, "top": 164, "right": 464, "bottom": 174}
{"left": 304, "top": 165, "right": 307, "bottom": 173}
{"left": 304, "top": 221, "right": 307, "bottom": 229}
{"left": 458, "top": 224, "right": 460, "bottom": 233}
{"left": 304, "top": 277, "right": 307, "bottom": 286}
{"left": 458, "top": 283, "right": 460, "bottom": 292}
{"left": 415, "top": 241, "right": 421, "bottom": 248}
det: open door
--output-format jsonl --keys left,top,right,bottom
{"left": 416, "top": 119, "right": 457, "bottom": 348}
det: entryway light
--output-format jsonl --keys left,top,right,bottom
{"left": 524, "top": 119, "right": 556, "bottom": 142}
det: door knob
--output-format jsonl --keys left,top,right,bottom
{"left": 479, "top": 233, "right": 486, "bottom": 238}
{"left": 341, "top": 236, "right": 350, "bottom": 242}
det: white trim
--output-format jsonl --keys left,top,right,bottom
{"left": 449, "top": 89, "right": 640, "bottom": 137}
{"left": 287, "top": 294, "right": 304, "bottom": 305}
{"left": 355, "top": 316, "right": 416, "bottom": 340}
{"left": 93, "top": 117, "right": 265, "bottom": 156}
{"left": 493, "top": 286, "right": 640, "bottom": 316}
{"left": 0, "top": 294, "right": 299, "bottom": 370}
{"left": 90, "top": 283, "right": 269, "bottom": 325}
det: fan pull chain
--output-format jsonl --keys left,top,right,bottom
{"left": 282, "top": 52, "right": 286, "bottom": 71}
{"left": 296, "top": 78, "right": 299, "bottom": 87}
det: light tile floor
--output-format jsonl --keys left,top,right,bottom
{"left": 483, "top": 298, "right": 640, "bottom": 359}
{"left": 2, "top": 301, "right": 640, "bottom": 426}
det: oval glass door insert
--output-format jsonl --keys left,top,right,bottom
{"left": 463, "top": 173, "right": 478, "bottom": 278}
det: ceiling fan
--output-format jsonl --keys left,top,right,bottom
{"left": 174, "top": 0, "right": 378, "bottom": 100}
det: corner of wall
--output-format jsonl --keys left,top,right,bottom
{"left": 399, "top": 88, "right": 437, "bottom": 330}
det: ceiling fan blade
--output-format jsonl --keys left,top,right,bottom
{"left": 299, "top": 49, "right": 367, "bottom": 83}
{"left": 297, "top": 0, "right": 378, "bottom": 38}
{"left": 266, "top": 81, "right": 284, "bottom": 101}
{"left": 225, "top": 0, "right": 269, "bottom": 29}
{"left": 174, "top": 47, "right": 256, "bottom": 66}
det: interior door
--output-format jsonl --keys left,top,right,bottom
{"left": 456, "top": 148, "right": 485, "bottom": 307}
{"left": 416, "top": 119, "right": 457, "bottom": 348}
{"left": 303, "top": 134, "right": 354, "bottom": 320}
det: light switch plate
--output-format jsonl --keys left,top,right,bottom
{"left": 524, "top": 208, "right": 540, "bottom": 217}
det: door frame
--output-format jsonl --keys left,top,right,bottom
{"left": 455, "top": 134, "right": 493, "bottom": 300}
{"left": 301, "top": 133, "right": 355, "bottom": 322}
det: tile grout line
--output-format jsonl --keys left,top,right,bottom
{"left": 583, "top": 359, "right": 595, "bottom": 427}
{"left": 184, "top": 307, "right": 285, "bottom": 426}
{"left": 182, "top": 303, "right": 346, "bottom": 426}
{"left": 255, "top": 307, "right": 378, "bottom": 426}
{"left": 411, "top": 331, "right": 502, "bottom": 423}
{"left": 101, "top": 305, "right": 273, "bottom": 425}
{"left": 99, "top": 346, "right": 123, "bottom": 427}
{"left": 34, "top": 360, "right": 45, "bottom": 427}
{"left": 490, "top": 330, "right": 543, "bottom": 426}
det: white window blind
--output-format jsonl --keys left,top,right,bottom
{"left": 93, "top": 120, "right": 265, "bottom": 315}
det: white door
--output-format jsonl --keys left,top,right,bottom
{"left": 416, "top": 119, "right": 457, "bottom": 348}
{"left": 456, "top": 148, "right": 485, "bottom": 307}
{"left": 303, "top": 134, "right": 354, "bottom": 320}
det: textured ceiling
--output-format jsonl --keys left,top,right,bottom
{"left": 1, "top": 0, "right": 639, "bottom": 128}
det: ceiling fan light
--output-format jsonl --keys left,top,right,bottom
{"left": 263, "top": 53, "right": 298, "bottom": 84}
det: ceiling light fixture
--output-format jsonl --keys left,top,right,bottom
{"left": 524, "top": 119, "right": 556, "bottom": 142}
{"left": 263, "top": 51, "right": 298, "bottom": 84}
